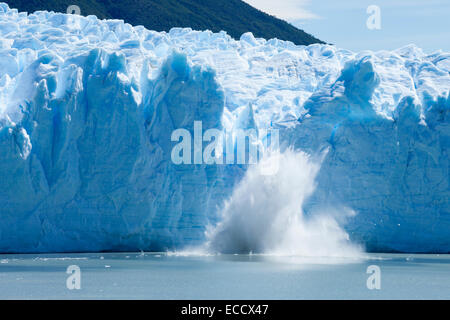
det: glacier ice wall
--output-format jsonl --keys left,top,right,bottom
{"left": 0, "top": 3, "right": 448, "bottom": 253}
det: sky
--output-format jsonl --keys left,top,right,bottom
{"left": 244, "top": 0, "right": 450, "bottom": 53}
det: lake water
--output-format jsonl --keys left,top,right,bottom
{"left": 0, "top": 252, "right": 448, "bottom": 299}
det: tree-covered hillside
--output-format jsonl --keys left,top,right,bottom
{"left": 5, "top": 0, "right": 324, "bottom": 45}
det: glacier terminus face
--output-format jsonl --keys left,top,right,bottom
{"left": 0, "top": 3, "right": 448, "bottom": 253}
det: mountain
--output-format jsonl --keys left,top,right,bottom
{"left": 5, "top": 0, "right": 324, "bottom": 45}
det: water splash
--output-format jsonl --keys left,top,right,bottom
{"left": 205, "top": 149, "right": 362, "bottom": 257}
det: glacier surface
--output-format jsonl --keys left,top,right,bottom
{"left": 0, "top": 3, "right": 448, "bottom": 253}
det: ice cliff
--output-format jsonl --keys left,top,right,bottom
{"left": 0, "top": 4, "right": 448, "bottom": 253}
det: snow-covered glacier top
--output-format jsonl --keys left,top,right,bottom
{"left": 1, "top": 3, "right": 449, "bottom": 128}
{"left": 0, "top": 3, "right": 448, "bottom": 253}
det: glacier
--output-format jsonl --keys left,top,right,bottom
{"left": 0, "top": 3, "right": 448, "bottom": 253}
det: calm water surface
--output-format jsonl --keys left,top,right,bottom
{"left": 0, "top": 252, "right": 448, "bottom": 299}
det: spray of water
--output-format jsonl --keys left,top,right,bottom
{"left": 205, "top": 149, "right": 362, "bottom": 257}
